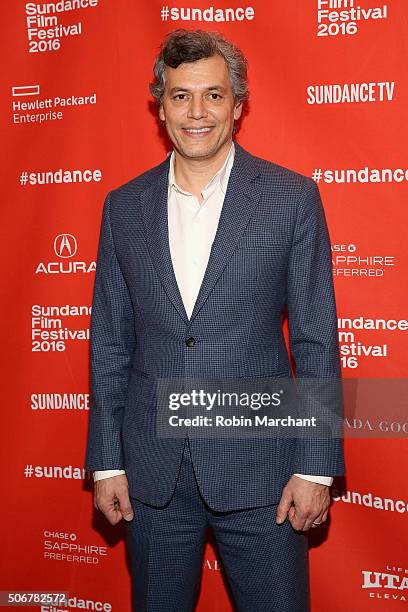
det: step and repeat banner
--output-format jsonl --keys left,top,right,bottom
{"left": 1, "top": 1, "right": 407, "bottom": 610}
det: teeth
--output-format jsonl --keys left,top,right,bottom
{"left": 185, "top": 128, "right": 211, "bottom": 133}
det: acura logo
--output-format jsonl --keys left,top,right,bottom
{"left": 54, "top": 234, "right": 77, "bottom": 258}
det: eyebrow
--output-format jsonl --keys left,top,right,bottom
{"left": 168, "top": 85, "right": 226, "bottom": 94}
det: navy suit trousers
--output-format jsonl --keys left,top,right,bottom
{"left": 126, "top": 438, "right": 310, "bottom": 612}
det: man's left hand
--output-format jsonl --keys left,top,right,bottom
{"left": 276, "top": 475, "right": 330, "bottom": 531}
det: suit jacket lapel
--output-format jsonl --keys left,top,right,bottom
{"left": 139, "top": 143, "right": 262, "bottom": 325}
{"left": 189, "top": 143, "right": 262, "bottom": 322}
{"left": 140, "top": 159, "right": 190, "bottom": 323}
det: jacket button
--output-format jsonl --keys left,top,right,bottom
{"left": 185, "top": 337, "right": 196, "bottom": 347}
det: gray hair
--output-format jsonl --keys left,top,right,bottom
{"left": 150, "top": 29, "right": 249, "bottom": 107}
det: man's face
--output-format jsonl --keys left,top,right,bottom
{"left": 159, "top": 54, "right": 243, "bottom": 161}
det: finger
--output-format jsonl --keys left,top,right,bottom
{"left": 288, "top": 508, "right": 309, "bottom": 531}
{"left": 116, "top": 491, "right": 134, "bottom": 521}
{"left": 276, "top": 488, "right": 293, "bottom": 524}
{"left": 105, "top": 509, "right": 122, "bottom": 525}
{"left": 303, "top": 516, "right": 317, "bottom": 531}
{"left": 95, "top": 499, "right": 121, "bottom": 525}
{"left": 306, "top": 505, "right": 329, "bottom": 531}
{"left": 96, "top": 494, "right": 122, "bottom": 525}
{"left": 307, "top": 510, "right": 328, "bottom": 531}
{"left": 289, "top": 516, "right": 307, "bottom": 531}
{"left": 288, "top": 505, "right": 308, "bottom": 531}
{"left": 311, "top": 507, "right": 329, "bottom": 529}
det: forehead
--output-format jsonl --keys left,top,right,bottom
{"left": 163, "top": 54, "right": 232, "bottom": 91}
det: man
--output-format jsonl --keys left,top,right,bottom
{"left": 85, "top": 29, "right": 344, "bottom": 612}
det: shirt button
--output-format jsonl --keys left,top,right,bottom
{"left": 185, "top": 337, "right": 196, "bottom": 347}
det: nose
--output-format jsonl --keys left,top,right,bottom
{"left": 187, "top": 95, "right": 208, "bottom": 120}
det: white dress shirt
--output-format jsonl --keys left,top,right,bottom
{"left": 94, "top": 142, "right": 332, "bottom": 487}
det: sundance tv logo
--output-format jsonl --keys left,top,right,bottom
{"left": 362, "top": 566, "right": 408, "bottom": 603}
{"left": 36, "top": 234, "right": 95, "bottom": 274}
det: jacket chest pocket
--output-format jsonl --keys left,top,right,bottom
{"left": 238, "top": 228, "right": 289, "bottom": 251}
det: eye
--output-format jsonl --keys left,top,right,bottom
{"left": 208, "top": 93, "right": 222, "bottom": 100}
{"left": 173, "top": 93, "right": 188, "bottom": 101}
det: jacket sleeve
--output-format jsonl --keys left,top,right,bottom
{"left": 84, "top": 192, "right": 137, "bottom": 471}
{"left": 286, "top": 179, "right": 344, "bottom": 476}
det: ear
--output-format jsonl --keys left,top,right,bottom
{"left": 159, "top": 105, "right": 165, "bottom": 122}
{"left": 233, "top": 102, "right": 243, "bottom": 121}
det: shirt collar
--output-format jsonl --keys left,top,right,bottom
{"left": 168, "top": 141, "right": 235, "bottom": 197}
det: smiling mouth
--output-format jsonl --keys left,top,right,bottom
{"left": 182, "top": 127, "right": 214, "bottom": 136}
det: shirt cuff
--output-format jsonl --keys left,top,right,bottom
{"left": 293, "top": 473, "right": 333, "bottom": 486}
{"left": 93, "top": 469, "right": 126, "bottom": 481}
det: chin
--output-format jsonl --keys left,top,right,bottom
{"left": 180, "top": 147, "right": 214, "bottom": 159}
{"left": 176, "top": 138, "right": 218, "bottom": 157}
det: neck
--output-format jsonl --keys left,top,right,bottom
{"left": 173, "top": 139, "right": 233, "bottom": 200}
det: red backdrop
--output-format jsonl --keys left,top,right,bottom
{"left": 1, "top": 1, "right": 407, "bottom": 610}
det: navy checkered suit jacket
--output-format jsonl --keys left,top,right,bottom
{"left": 85, "top": 142, "right": 344, "bottom": 511}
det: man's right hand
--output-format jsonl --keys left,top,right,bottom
{"left": 93, "top": 474, "right": 134, "bottom": 525}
